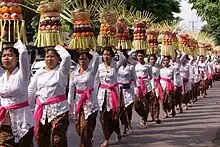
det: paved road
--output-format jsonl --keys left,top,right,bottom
{"left": 67, "top": 81, "right": 220, "bottom": 147}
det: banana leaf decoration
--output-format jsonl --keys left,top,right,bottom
{"left": 63, "top": 0, "right": 97, "bottom": 52}
{"left": 158, "top": 21, "right": 182, "bottom": 56}
{"left": 0, "top": 0, "right": 27, "bottom": 51}
{"left": 34, "top": 0, "right": 64, "bottom": 47}
{"left": 94, "top": 0, "right": 128, "bottom": 48}
{"left": 130, "top": 10, "right": 156, "bottom": 51}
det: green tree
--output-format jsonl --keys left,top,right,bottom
{"left": 127, "top": 0, "right": 181, "bottom": 22}
{"left": 189, "top": 0, "right": 220, "bottom": 44}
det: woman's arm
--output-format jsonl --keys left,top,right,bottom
{"left": 67, "top": 72, "right": 75, "bottom": 106}
{"left": 55, "top": 45, "right": 71, "bottom": 75}
{"left": 188, "top": 55, "right": 194, "bottom": 65}
{"left": 14, "top": 40, "right": 30, "bottom": 81}
{"left": 130, "top": 65, "right": 139, "bottom": 87}
{"left": 89, "top": 51, "right": 100, "bottom": 74}
{"left": 179, "top": 51, "right": 186, "bottom": 63}
{"left": 116, "top": 51, "right": 126, "bottom": 70}
{"left": 28, "top": 70, "right": 41, "bottom": 104}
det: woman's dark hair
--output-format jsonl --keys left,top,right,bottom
{"left": 199, "top": 55, "right": 204, "bottom": 58}
{"left": 185, "top": 55, "right": 190, "bottom": 60}
{"left": 163, "top": 55, "right": 171, "bottom": 60}
{"left": 148, "top": 54, "right": 157, "bottom": 62}
{"left": 102, "top": 46, "right": 115, "bottom": 57}
{"left": 2, "top": 42, "right": 19, "bottom": 58}
{"left": 136, "top": 50, "right": 146, "bottom": 57}
{"left": 2, "top": 47, "right": 19, "bottom": 58}
{"left": 44, "top": 46, "right": 60, "bottom": 57}
{"left": 78, "top": 52, "right": 93, "bottom": 60}
{"left": 1, "top": 42, "right": 19, "bottom": 68}
{"left": 122, "top": 50, "right": 129, "bottom": 59}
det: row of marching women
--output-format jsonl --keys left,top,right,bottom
{"left": 0, "top": 1, "right": 219, "bottom": 147}
{"left": 0, "top": 40, "right": 218, "bottom": 147}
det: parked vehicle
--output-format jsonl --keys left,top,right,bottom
{"left": 31, "top": 58, "right": 77, "bottom": 76}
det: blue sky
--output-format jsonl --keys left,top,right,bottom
{"left": 174, "top": 0, "right": 206, "bottom": 30}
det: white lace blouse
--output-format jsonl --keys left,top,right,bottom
{"left": 135, "top": 62, "right": 153, "bottom": 93}
{"left": 28, "top": 46, "right": 71, "bottom": 125}
{"left": 0, "top": 44, "right": 35, "bottom": 143}
{"left": 68, "top": 52, "right": 99, "bottom": 119}
{"left": 95, "top": 52, "right": 125, "bottom": 111}
{"left": 118, "top": 63, "right": 138, "bottom": 107}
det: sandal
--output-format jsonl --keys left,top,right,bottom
{"left": 116, "top": 134, "right": 122, "bottom": 142}
{"left": 140, "top": 120, "right": 147, "bottom": 128}
{"left": 100, "top": 140, "right": 109, "bottom": 147}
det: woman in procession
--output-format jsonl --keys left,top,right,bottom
{"left": 0, "top": 41, "right": 35, "bottom": 146}
{"left": 196, "top": 55, "right": 209, "bottom": 97}
{"left": 160, "top": 56, "right": 177, "bottom": 118}
{"left": 170, "top": 50, "right": 186, "bottom": 113}
{"left": 95, "top": 47, "right": 126, "bottom": 147}
{"left": 117, "top": 52, "right": 139, "bottom": 136}
{"left": 28, "top": 45, "right": 71, "bottom": 147}
{"left": 68, "top": 51, "right": 99, "bottom": 147}
{"left": 134, "top": 50, "right": 153, "bottom": 128}
{"left": 179, "top": 55, "right": 192, "bottom": 110}
{"left": 148, "top": 54, "right": 163, "bottom": 124}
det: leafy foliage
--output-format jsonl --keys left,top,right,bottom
{"left": 189, "top": 0, "right": 220, "bottom": 44}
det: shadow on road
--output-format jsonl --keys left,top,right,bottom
{"left": 67, "top": 82, "right": 220, "bottom": 147}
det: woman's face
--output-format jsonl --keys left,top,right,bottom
{"left": 1, "top": 48, "right": 18, "bottom": 71}
{"left": 45, "top": 50, "right": 60, "bottom": 69}
{"left": 149, "top": 56, "right": 156, "bottom": 65}
{"left": 78, "top": 54, "right": 89, "bottom": 67}
{"left": 172, "top": 54, "right": 177, "bottom": 62}
{"left": 163, "top": 57, "right": 170, "bottom": 66}
{"left": 137, "top": 53, "right": 144, "bottom": 62}
{"left": 199, "top": 56, "right": 204, "bottom": 62}
{"left": 103, "top": 50, "right": 112, "bottom": 63}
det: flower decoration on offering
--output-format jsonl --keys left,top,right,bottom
{"left": 195, "top": 32, "right": 215, "bottom": 56}
{"left": 158, "top": 21, "right": 182, "bottom": 56}
{"left": 97, "top": 8, "right": 117, "bottom": 48}
{"left": 95, "top": 0, "right": 128, "bottom": 48}
{"left": 69, "top": 7, "right": 96, "bottom": 51}
{"left": 131, "top": 11, "right": 156, "bottom": 50}
{"left": 35, "top": 0, "right": 63, "bottom": 47}
{"left": 114, "top": 6, "right": 135, "bottom": 50}
{"left": 0, "top": 0, "right": 27, "bottom": 49}
{"left": 146, "top": 23, "right": 159, "bottom": 54}
{"left": 178, "top": 30, "right": 200, "bottom": 56}
{"left": 178, "top": 33, "right": 190, "bottom": 52}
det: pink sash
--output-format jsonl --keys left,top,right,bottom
{"left": 100, "top": 83, "right": 119, "bottom": 113}
{"left": 154, "top": 77, "right": 164, "bottom": 100}
{"left": 34, "top": 94, "right": 66, "bottom": 132}
{"left": 0, "top": 101, "right": 29, "bottom": 121}
{"left": 136, "top": 76, "right": 148, "bottom": 96}
{"left": 160, "top": 77, "right": 174, "bottom": 94}
{"left": 180, "top": 76, "right": 185, "bottom": 94}
{"left": 75, "top": 88, "right": 94, "bottom": 114}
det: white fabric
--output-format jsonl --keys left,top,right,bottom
{"left": 135, "top": 62, "right": 153, "bottom": 92}
{"left": 151, "top": 64, "right": 161, "bottom": 97}
{"left": 170, "top": 60, "right": 182, "bottom": 87}
{"left": 160, "top": 66, "right": 176, "bottom": 90}
{"left": 0, "top": 41, "right": 34, "bottom": 143}
{"left": 28, "top": 45, "right": 71, "bottom": 125}
{"left": 95, "top": 52, "right": 125, "bottom": 112}
{"left": 179, "top": 64, "right": 191, "bottom": 93}
{"left": 198, "top": 61, "right": 208, "bottom": 80}
{"left": 68, "top": 52, "right": 99, "bottom": 119}
{"left": 118, "top": 64, "right": 138, "bottom": 107}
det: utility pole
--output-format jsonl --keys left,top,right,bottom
{"left": 189, "top": 21, "right": 199, "bottom": 30}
